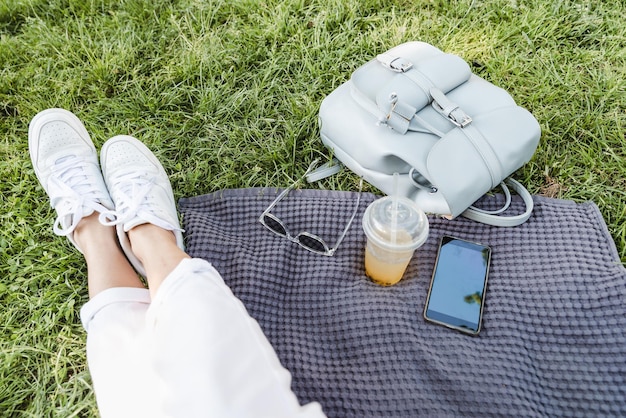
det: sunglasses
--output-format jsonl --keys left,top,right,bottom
{"left": 259, "top": 160, "right": 363, "bottom": 256}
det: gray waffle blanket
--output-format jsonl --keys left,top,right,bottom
{"left": 179, "top": 188, "right": 626, "bottom": 417}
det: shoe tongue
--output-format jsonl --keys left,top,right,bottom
{"left": 55, "top": 154, "right": 76, "bottom": 164}
{"left": 48, "top": 152, "right": 82, "bottom": 168}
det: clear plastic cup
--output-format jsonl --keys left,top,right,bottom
{"left": 362, "top": 196, "right": 429, "bottom": 286}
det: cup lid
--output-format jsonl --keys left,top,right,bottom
{"left": 362, "top": 196, "right": 429, "bottom": 251}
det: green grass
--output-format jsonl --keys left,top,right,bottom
{"left": 1, "top": 0, "right": 625, "bottom": 416}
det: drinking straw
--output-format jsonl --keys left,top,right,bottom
{"left": 391, "top": 172, "right": 399, "bottom": 244}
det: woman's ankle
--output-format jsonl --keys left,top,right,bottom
{"left": 127, "top": 224, "right": 189, "bottom": 295}
{"left": 128, "top": 224, "right": 179, "bottom": 263}
{"left": 73, "top": 213, "right": 117, "bottom": 254}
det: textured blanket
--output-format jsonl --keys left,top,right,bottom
{"left": 179, "top": 188, "right": 626, "bottom": 417}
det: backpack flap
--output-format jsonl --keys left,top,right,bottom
{"left": 350, "top": 42, "right": 441, "bottom": 104}
{"left": 351, "top": 42, "right": 472, "bottom": 134}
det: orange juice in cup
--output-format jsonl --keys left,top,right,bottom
{"left": 362, "top": 196, "right": 429, "bottom": 286}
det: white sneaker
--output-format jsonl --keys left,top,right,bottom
{"left": 99, "top": 135, "right": 184, "bottom": 276}
{"left": 28, "top": 108, "right": 114, "bottom": 252}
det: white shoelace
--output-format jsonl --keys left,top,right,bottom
{"left": 49, "top": 156, "right": 110, "bottom": 236}
{"left": 98, "top": 170, "right": 181, "bottom": 232}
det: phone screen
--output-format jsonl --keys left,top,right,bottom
{"left": 424, "top": 236, "right": 491, "bottom": 335}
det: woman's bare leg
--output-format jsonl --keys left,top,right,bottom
{"left": 127, "top": 224, "right": 189, "bottom": 298}
{"left": 73, "top": 213, "right": 144, "bottom": 298}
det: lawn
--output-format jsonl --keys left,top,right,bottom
{"left": 1, "top": 0, "right": 624, "bottom": 416}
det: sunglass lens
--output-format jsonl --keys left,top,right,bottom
{"left": 263, "top": 215, "right": 287, "bottom": 236}
{"left": 297, "top": 234, "right": 328, "bottom": 253}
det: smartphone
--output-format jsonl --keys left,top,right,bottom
{"left": 423, "top": 236, "right": 492, "bottom": 335}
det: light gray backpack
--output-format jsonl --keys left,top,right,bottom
{"left": 318, "top": 42, "right": 541, "bottom": 227}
